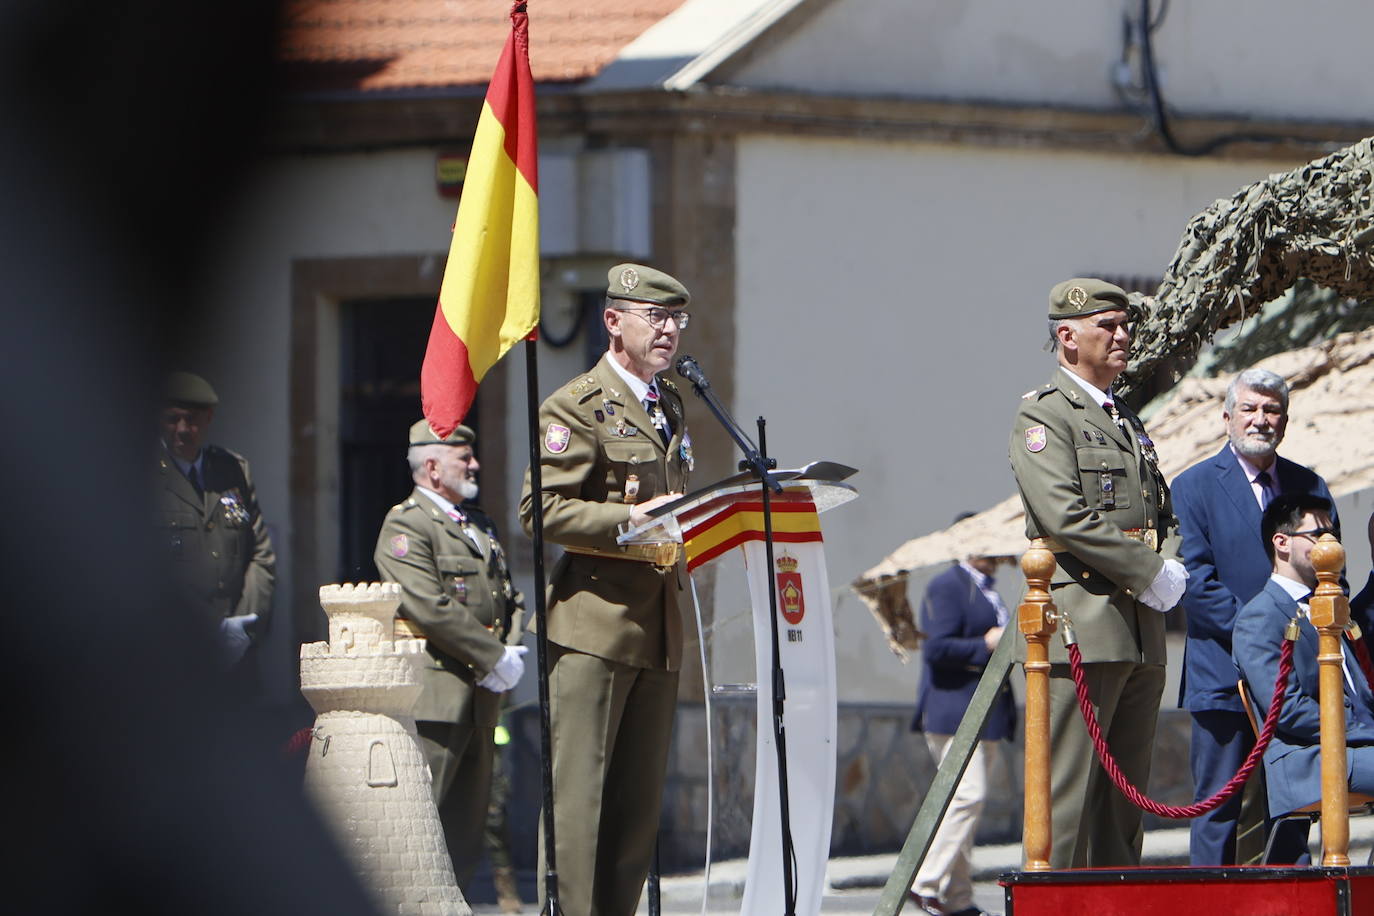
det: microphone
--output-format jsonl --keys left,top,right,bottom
{"left": 675, "top": 355, "right": 711, "bottom": 391}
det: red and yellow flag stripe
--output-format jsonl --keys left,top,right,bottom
{"left": 682, "top": 491, "right": 823, "bottom": 573}
{"left": 421, "top": 3, "right": 539, "bottom": 436}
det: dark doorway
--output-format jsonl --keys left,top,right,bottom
{"left": 338, "top": 296, "right": 480, "bottom": 583}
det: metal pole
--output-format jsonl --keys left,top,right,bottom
{"left": 525, "top": 338, "right": 561, "bottom": 914}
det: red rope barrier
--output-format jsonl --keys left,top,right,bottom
{"left": 1066, "top": 637, "right": 1294, "bottom": 818}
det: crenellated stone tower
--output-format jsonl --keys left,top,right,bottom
{"left": 300, "top": 582, "right": 471, "bottom": 916}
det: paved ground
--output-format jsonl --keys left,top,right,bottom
{"left": 469, "top": 819, "right": 1374, "bottom": 914}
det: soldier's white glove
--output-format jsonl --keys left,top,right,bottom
{"left": 218, "top": 613, "right": 259, "bottom": 667}
{"left": 1139, "top": 559, "right": 1189, "bottom": 612}
{"left": 477, "top": 645, "right": 528, "bottom": 693}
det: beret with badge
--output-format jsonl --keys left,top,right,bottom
{"left": 408, "top": 419, "right": 475, "bottom": 447}
{"left": 1048, "top": 277, "right": 1140, "bottom": 319}
{"left": 606, "top": 263, "right": 691, "bottom": 307}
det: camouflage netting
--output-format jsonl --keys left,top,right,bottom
{"left": 1120, "top": 136, "right": 1374, "bottom": 398}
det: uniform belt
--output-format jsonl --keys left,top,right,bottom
{"left": 394, "top": 617, "right": 426, "bottom": 641}
{"left": 394, "top": 616, "right": 498, "bottom": 641}
{"left": 564, "top": 542, "right": 681, "bottom": 569}
{"left": 1040, "top": 527, "right": 1158, "bottom": 554}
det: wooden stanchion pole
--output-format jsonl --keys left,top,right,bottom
{"left": 1308, "top": 532, "right": 1351, "bottom": 866}
{"left": 1018, "top": 538, "right": 1058, "bottom": 872}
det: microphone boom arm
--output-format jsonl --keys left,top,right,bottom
{"left": 676, "top": 356, "right": 782, "bottom": 492}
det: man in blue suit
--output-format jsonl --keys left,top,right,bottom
{"left": 1234, "top": 495, "right": 1374, "bottom": 821}
{"left": 909, "top": 531, "right": 1016, "bottom": 916}
{"left": 1172, "top": 368, "right": 1337, "bottom": 864}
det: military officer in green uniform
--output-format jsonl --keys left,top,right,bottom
{"left": 157, "top": 372, "right": 275, "bottom": 674}
{"left": 374, "top": 420, "right": 526, "bottom": 886}
{"left": 1008, "top": 278, "right": 1188, "bottom": 868}
{"left": 520, "top": 263, "right": 694, "bottom": 916}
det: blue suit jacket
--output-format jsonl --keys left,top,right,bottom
{"left": 1172, "top": 446, "right": 1336, "bottom": 713}
{"left": 911, "top": 563, "right": 1016, "bottom": 741}
{"left": 1234, "top": 578, "right": 1374, "bottom": 816}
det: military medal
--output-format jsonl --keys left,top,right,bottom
{"left": 680, "top": 430, "right": 694, "bottom": 471}
{"left": 220, "top": 491, "right": 250, "bottom": 526}
{"left": 603, "top": 399, "right": 616, "bottom": 416}
{"left": 1094, "top": 430, "right": 1106, "bottom": 444}
{"left": 1100, "top": 471, "right": 1116, "bottom": 509}
{"left": 624, "top": 473, "right": 641, "bottom": 503}
{"left": 614, "top": 419, "right": 637, "bottom": 437}
{"left": 649, "top": 403, "right": 669, "bottom": 434}
{"left": 451, "top": 576, "right": 467, "bottom": 602}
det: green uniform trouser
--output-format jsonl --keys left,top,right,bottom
{"left": 538, "top": 643, "right": 679, "bottom": 916}
{"left": 1047, "top": 661, "right": 1165, "bottom": 869}
{"left": 418, "top": 720, "right": 494, "bottom": 887}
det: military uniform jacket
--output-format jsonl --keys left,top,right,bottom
{"left": 519, "top": 353, "right": 691, "bottom": 671}
{"left": 374, "top": 489, "right": 519, "bottom": 726}
{"left": 156, "top": 443, "right": 275, "bottom": 632}
{"left": 1008, "top": 370, "right": 1178, "bottom": 665}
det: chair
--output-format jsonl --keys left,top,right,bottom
{"left": 1236, "top": 677, "right": 1374, "bottom": 864}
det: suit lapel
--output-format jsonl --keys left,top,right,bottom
{"left": 159, "top": 452, "right": 207, "bottom": 514}
{"left": 1052, "top": 371, "right": 1131, "bottom": 450}
{"left": 595, "top": 356, "right": 666, "bottom": 456}
{"left": 1216, "top": 447, "right": 1263, "bottom": 545}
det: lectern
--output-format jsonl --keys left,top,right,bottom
{"left": 618, "top": 461, "right": 857, "bottom": 916}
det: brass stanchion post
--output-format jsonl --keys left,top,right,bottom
{"left": 1019, "top": 538, "right": 1058, "bottom": 872}
{"left": 1308, "top": 532, "right": 1351, "bottom": 866}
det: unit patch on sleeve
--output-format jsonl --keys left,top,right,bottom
{"left": 1024, "top": 425, "right": 1048, "bottom": 453}
{"left": 544, "top": 423, "right": 572, "bottom": 454}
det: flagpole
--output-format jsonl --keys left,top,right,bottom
{"left": 524, "top": 335, "right": 561, "bottom": 915}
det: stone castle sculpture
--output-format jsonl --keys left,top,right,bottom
{"left": 300, "top": 582, "right": 471, "bottom": 915}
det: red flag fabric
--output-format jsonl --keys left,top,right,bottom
{"left": 421, "top": 2, "right": 539, "bottom": 436}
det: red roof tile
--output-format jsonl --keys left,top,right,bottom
{"left": 281, "top": 0, "right": 688, "bottom": 92}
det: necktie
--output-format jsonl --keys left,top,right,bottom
{"left": 187, "top": 464, "right": 204, "bottom": 497}
{"left": 1255, "top": 470, "right": 1276, "bottom": 509}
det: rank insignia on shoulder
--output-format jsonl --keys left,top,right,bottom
{"left": 567, "top": 376, "right": 596, "bottom": 397}
{"left": 390, "top": 534, "right": 409, "bottom": 558}
{"left": 1025, "top": 425, "right": 1048, "bottom": 453}
{"left": 1021, "top": 389, "right": 1038, "bottom": 400}
{"left": 545, "top": 423, "right": 571, "bottom": 453}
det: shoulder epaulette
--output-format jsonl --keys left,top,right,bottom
{"left": 1021, "top": 383, "right": 1056, "bottom": 401}
{"left": 566, "top": 374, "right": 597, "bottom": 395}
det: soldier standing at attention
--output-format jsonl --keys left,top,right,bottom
{"left": 374, "top": 420, "right": 526, "bottom": 886}
{"left": 157, "top": 371, "right": 275, "bottom": 678}
{"left": 521, "top": 263, "right": 693, "bottom": 916}
{"left": 1008, "top": 279, "right": 1188, "bottom": 868}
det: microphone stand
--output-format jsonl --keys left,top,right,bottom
{"left": 677, "top": 360, "right": 797, "bottom": 916}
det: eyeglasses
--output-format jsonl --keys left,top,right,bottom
{"left": 616, "top": 307, "right": 690, "bottom": 330}
{"left": 1290, "top": 526, "right": 1336, "bottom": 541}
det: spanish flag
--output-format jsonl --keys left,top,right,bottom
{"left": 421, "top": 2, "right": 539, "bottom": 436}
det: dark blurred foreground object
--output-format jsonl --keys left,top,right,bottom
{"left": 0, "top": 2, "right": 379, "bottom": 913}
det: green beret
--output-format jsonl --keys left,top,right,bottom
{"left": 606, "top": 263, "right": 690, "bottom": 307}
{"left": 408, "top": 419, "right": 474, "bottom": 447}
{"left": 1048, "top": 278, "right": 1137, "bottom": 319}
{"left": 165, "top": 371, "right": 219, "bottom": 408}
